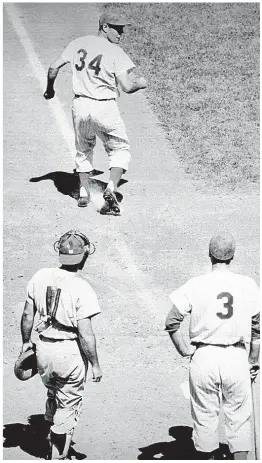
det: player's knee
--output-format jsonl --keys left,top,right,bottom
{"left": 109, "top": 150, "right": 131, "bottom": 171}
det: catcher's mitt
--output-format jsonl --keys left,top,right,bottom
{"left": 14, "top": 344, "right": 38, "bottom": 381}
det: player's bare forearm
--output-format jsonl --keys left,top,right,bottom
{"left": 43, "top": 55, "right": 68, "bottom": 99}
{"left": 78, "top": 318, "right": 100, "bottom": 367}
{"left": 126, "top": 73, "right": 147, "bottom": 93}
{"left": 78, "top": 326, "right": 103, "bottom": 382}
{"left": 48, "top": 67, "right": 59, "bottom": 86}
{"left": 21, "top": 301, "right": 34, "bottom": 344}
{"left": 44, "top": 67, "right": 59, "bottom": 99}
{"left": 169, "top": 329, "right": 195, "bottom": 357}
{"left": 79, "top": 332, "right": 100, "bottom": 366}
{"left": 249, "top": 340, "right": 260, "bottom": 382}
{"left": 117, "top": 71, "right": 147, "bottom": 94}
{"left": 249, "top": 340, "right": 260, "bottom": 365}
{"left": 249, "top": 312, "right": 260, "bottom": 364}
{"left": 128, "top": 77, "right": 147, "bottom": 93}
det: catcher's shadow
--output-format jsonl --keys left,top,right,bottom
{"left": 137, "top": 426, "right": 233, "bottom": 460}
{"left": 3, "top": 414, "right": 86, "bottom": 460}
{"left": 29, "top": 170, "right": 128, "bottom": 204}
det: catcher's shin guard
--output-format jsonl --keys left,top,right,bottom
{"left": 46, "top": 431, "right": 73, "bottom": 460}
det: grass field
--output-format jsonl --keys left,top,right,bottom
{"left": 102, "top": 3, "right": 260, "bottom": 192}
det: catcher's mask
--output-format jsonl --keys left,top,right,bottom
{"left": 14, "top": 344, "right": 38, "bottom": 381}
{"left": 54, "top": 230, "right": 96, "bottom": 266}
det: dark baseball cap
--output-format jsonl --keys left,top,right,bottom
{"left": 209, "top": 232, "right": 236, "bottom": 261}
{"left": 99, "top": 12, "right": 131, "bottom": 26}
{"left": 58, "top": 231, "right": 87, "bottom": 265}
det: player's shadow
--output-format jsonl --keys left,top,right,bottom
{"left": 137, "top": 426, "right": 233, "bottom": 460}
{"left": 3, "top": 414, "right": 86, "bottom": 460}
{"left": 29, "top": 170, "right": 127, "bottom": 203}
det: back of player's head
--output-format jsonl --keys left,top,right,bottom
{"left": 209, "top": 232, "right": 235, "bottom": 262}
{"left": 54, "top": 230, "right": 95, "bottom": 266}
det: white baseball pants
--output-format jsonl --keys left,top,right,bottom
{"left": 189, "top": 344, "right": 252, "bottom": 453}
{"left": 72, "top": 96, "right": 131, "bottom": 173}
{"left": 36, "top": 337, "right": 86, "bottom": 435}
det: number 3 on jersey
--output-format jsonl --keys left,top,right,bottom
{"left": 75, "top": 49, "right": 102, "bottom": 76}
{"left": 216, "top": 292, "right": 233, "bottom": 319}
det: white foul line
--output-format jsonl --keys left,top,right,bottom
{"left": 5, "top": 3, "right": 167, "bottom": 319}
{"left": 4, "top": 3, "right": 75, "bottom": 158}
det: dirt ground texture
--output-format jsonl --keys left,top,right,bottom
{"left": 3, "top": 3, "right": 260, "bottom": 461}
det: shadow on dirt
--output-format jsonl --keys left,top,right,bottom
{"left": 137, "top": 425, "right": 233, "bottom": 460}
{"left": 29, "top": 170, "right": 127, "bottom": 203}
{"left": 3, "top": 414, "right": 86, "bottom": 460}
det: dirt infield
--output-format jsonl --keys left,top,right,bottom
{"left": 3, "top": 3, "right": 259, "bottom": 460}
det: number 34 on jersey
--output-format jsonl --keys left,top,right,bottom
{"left": 75, "top": 49, "right": 103, "bottom": 76}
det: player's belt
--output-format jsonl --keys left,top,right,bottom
{"left": 74, "top": 94, "right": 115, "bottom": 101}
{"left": 193, "top": 341, "right": 245, "bottom": 349}
{"left": 39, "top": 335, "right": 76, "bottom": 342}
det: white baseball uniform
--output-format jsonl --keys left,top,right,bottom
{"left": 26, "top": 267, "right": 101, "bottom": 434}
{"left": 166, "top": 268, "right": 260, "bottom": 453}
{"left": 60, "top": 35, "right": 135, "bottom": 173}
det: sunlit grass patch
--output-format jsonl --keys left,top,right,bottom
{"left": 102, "top": 3, "right": 259, "bottom": 192}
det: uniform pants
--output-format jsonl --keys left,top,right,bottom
{"left": 36, "top": 337, "right": 86, "bottom": 435}
{"left": 189, "top": 344, "right": 252, "bottom": 453}
{"left": 72, "top": 96, "right": 131, "bottom": 173}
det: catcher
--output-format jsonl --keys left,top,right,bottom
{"left": 19, "top": 230, "right": 102, "bottom": 459}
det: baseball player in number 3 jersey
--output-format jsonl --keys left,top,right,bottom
{"left": 165, "top": 232, "right": 260, "bottom": 460}
{"left": 44, "top": 11, "right": 147, "bottom": 215}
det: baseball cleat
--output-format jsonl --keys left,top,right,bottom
{"left": 115, "top": 191, "right": 123, "bottom": 203}
{"left": 100, "top": 188, "right": 120, "bottom": 215}
{"left": 77, "top": 195, "right": 90, "bottom": 208}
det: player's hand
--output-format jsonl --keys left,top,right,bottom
{"left": 91, "top": 364, "right": 103, "bottom": 382}
{"left": 138, "top": 77, "right": 147, "bottom": 89}
{"left": 43, "top": 89, "right": 55, "bottom": 100}
{"left": 249, "top": 364, "right": 260, "bottom": 383}
{"left": 182, "top": 346, "right": 196, "bottom": 358}
{"left": 21, "top": 341, "right": 33, "bottom": 354}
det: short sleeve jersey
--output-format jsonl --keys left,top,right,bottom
{"left": 26, "top": 268, "right": 101, "bottom": 340}
{"left": 168, "top": 270, "right": 260, "bottom": 345}
{"left": 61, "top": 35, "right": 135, "bottom": 100}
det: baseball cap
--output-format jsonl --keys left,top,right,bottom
{"left": 209, "top": 232, "right": 236, "bottom": 261}
{"left": 58, "top": 231, "right": 87, "bottom": 266}
{"left": 99, "top": 12, "right": 131, "bottom": 27}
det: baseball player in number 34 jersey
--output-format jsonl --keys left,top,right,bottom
{"left": 165, "top": 232, "right": 260, "bottom": 460}
{"left": 44, "top": 11, "right": 147, "bottom": 215}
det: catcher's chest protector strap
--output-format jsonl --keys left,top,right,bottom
{"left": 46, "top": 286, "right": 61, "bottom": 322}
{"left": 45, "top": 286, "right": 77, "bottom": 334}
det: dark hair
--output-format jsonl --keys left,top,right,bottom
{"left": 60, "top": 250, "right": 89, "bottom": 272}
{"left": 210, "top": 254, "right": 233, "bottom": 265}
